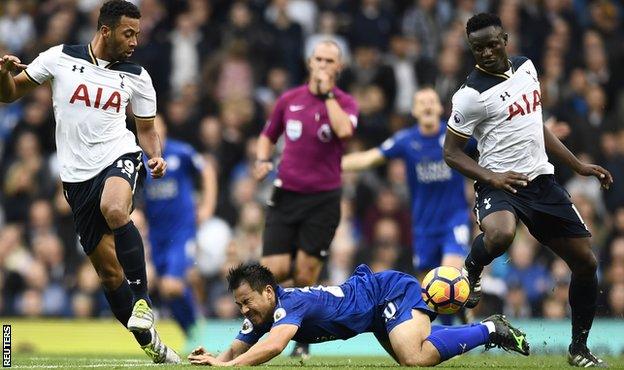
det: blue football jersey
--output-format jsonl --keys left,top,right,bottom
{"left": 143, "top": 139, "right": 204, "bottom": 239}
{"left": 235, "top": 265, "right": 432, "bottom": 345}
{"left": 379, "top": 124, "right": 472, "bottom": 236}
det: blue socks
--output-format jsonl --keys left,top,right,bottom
{"left": 113, "top": 221, "right": 150, "bottom": 305}
{"left": 426, "top": 323, "right": 490, "bottom": 360}
{"left": 167, "top": 287, "right": 197, "bottom": 334}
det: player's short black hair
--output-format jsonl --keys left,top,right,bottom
{"left": 227, "top": 263, "right": 278, "bottom": 293}
{"left": 466, "top": 13, "right": 503, "bottom": 35}
{"left": 97, "top": 0, "right": 141, "bottom": 30}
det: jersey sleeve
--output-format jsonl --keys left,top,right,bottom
{"left": 235, "top": 319, "right": 271, "bottom": 345}
{"left": 131, "top": 68, "right": 157, "bottom": 119}
{"left": 24, "top": 45, "right": 61, "bottom": 85}
{"left": 262, "top": 95, "right": 287, "bottom": 143}
{"left": 270, "top": 295, "right": 308, "bottom": 329}
{"left": 182, "top": 143, "right": 204, "bottom": 175}
{"left": 379, "top": 129, "right": 409, "bottom": 159}
{"left": 447, "top": 87, "right": 486, "bottom": 139}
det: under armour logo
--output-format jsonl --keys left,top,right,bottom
{"left": 119, "top": 74, "right": 125, "bottom": 89}
{"left": 127, "top": 279, "right": 141, "bottom": 285}
{"left": 484, "top": 198, "right": 491, "bottom": 210}
{"left": 72, "top": 65, "right": 84, "bottom": 73}
{"left": 500, "top": 91, "right": 510, "bottom": 101}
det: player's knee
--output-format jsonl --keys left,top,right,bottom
{"left": 485, "top": 228, "right": 515, "bottom": 252}
{"left": 98, "top": 266, "right": 124, "bottom": 290}
{"left": 159, "top": 278, "right": 185, "bottom": 299}
{"left": 100, "top": 202, "right": 130, "bottom": 229}
{"left": 399, "top": 355, "right": 436, "bottom": 367}
{"left": 570, "top": 250, "right": 598, "bottom": 277}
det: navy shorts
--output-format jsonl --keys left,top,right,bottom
{"left": 262, "top": 187, "right": 341, "bottom": 260}
{"left": 473, "top": 174, "right": 591, "bottom": 244}
{"left": 63, "top": 152, "right": 145, "bottom": 254}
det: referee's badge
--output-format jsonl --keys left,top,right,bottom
{"left": 286, "top": 120, "right": 302, "bottom": 141}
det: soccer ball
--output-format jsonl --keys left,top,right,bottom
{"left": 421, "top": 266, "right": 470, "bottom": 314}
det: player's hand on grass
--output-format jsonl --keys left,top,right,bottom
{"left": 147, "top": 157, "right": 166, "bottom": 178}
{"left": 188, "top": 348, "right": 226, "bottom": 366}
{"left": 488, "top": 171, "right": 529, "bottom": 193}
{"left": 575, "top": 163, "right": 613, "bottom": 190}
{"left": 253, "top": 160, "right": 273, "bottom": 181}
{"left": 0, "top": 55, "right": 27, "bottom": 74}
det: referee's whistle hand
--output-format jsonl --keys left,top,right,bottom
{"left": 148, "top": 157, "right": 167, "bottom": 178}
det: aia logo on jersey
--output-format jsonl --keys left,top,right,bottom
{"left": 69, "top": 84, "right": 122, "bottom": 113}
{"left": 506, "top": 90, "right": 541, "bottom": 121}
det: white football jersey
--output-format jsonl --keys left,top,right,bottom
{"left": 24, "top": 44, "right": 156, "bottom": 182}
{"left": 447, "top": 56, "right": 554, "bottom": 180}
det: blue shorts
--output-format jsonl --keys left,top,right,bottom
{"left": 371, "top": 267, "right": 436, "bottom": 337}
{"left": 413, "top": 224, "right": 470, "bottom": 272}
{"left": 150, "top": 231, "right": 196, "bottom": 279}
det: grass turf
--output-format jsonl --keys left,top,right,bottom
{"left": 8, "top": 354, "right": 624, "bottom": 369}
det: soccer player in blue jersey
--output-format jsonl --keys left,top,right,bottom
{"left": 143, "top": 114, "right": 216, "bottom": 335}
{"left": 187, "top": 263, "right": 529, "bottom": 366}
{"left": 343, "top": 88, "right": 473, "bottom": 324}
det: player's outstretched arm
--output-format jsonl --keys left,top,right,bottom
{"left": 188, "top": 340, "right": 251, "bottom": 366}
{"left": 0, "top": 55, "right": 37, "bottom": 103}
{"left": 196, "top": 157, "right": 218, "bottom": 224}
{"left": 228, "top": 324, "right": 297, "bottom": 366}
{"left": 543, "top": 124, "right": 613, "bottom": 189}
{"left": 135, "top": 117, "right": 167, "bottom": 178}
{"left": 342, "top": 148, "right": 386, "bottom": 172}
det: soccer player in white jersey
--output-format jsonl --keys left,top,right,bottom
{"left": 443, "top": 13, "right": 612, "bottom": 367}
{"left": 0, "top": 0, "right": 179, "bottom": 364}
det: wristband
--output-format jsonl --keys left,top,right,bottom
{"left": 319, "top": 91, "right": 335, "bottom": 101}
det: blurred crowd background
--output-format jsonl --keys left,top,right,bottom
{"left": 0, "top": 0, "right": 623, "bottom": 323}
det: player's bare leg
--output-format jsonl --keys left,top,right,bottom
{"left": 261, "top": 254, "right": 292, "bottom": 283}
{"left": 290, "top": 250, "right": 324, "bottom": 359}
{"left": 441, "top": 253, "right": 473, "bottom": 324}
{"left": 463, "top": 210, "right": 516, "bottom": 308}
{"left": 547, "top": 237, "right": 606, "bottom": 367}
{"left": 101, "top": 176, "right": 153, "bottom": 331}
{"left": 388, "top": 309, "right": 439, "bottom": 366}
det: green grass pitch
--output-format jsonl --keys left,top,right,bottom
{"left": 9, "top": 354, "right": 624, "bottom": 369}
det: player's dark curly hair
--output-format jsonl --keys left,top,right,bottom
{"left": 227, "top": 263, "right": 278, "bottom": 293}
{"left": 466, "top": 13, "right": 502, "bottom": 35}
{"left": 97, "top": 0, "right": 141, "bottom": 30}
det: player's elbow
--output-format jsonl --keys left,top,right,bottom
{"left": 443, "top": 146, "right": 457, "bottom": 167}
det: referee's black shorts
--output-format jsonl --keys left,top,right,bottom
{"left": 474, "top": 174, "right": 591, "bottom": 244}
{"left": 62, "top": 151, "right": 145, "bottom": 255}
{"left": 262, "top": 187, "right": 341, "bottom": 260}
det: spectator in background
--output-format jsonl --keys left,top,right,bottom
{"left": 254, "top": 40, "right": 358, "bottom": 358}
{"left": 0, "top": 0, "right": 35, "bottom": 56}
{"left": 305, "top": 11, "right": 351, "bottom": 64}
